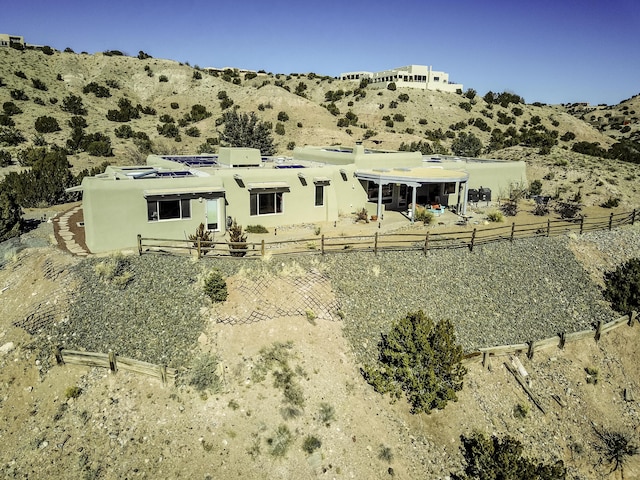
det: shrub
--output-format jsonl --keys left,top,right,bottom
{"left": 34, "top": 116, "right": 61, "bottom": 133}
{"left": 82, "top": 82, "right": 110, "bottom": 98}
{"left": 393, "top": 113, "right": 405, "bottom": 122}
{"left": 555, "top": 201, "right": 582, "bottom": 219}
{"left": 277, "top": 111, "right": 289, "bottom": 122}
{"left": 15, "top": 71, "right": 27, "bottom": 79}
{"left": 459, "top": 102, "right": 472, "bottom": 112}
{"left": 487, "top": 210, "right": 504, "bottom": 222}
{"left": 0, "top": 150, "right": 11, "bottom": 167}
{"left": 219, "top": 97, "right": 234, "bottom": 110}
{"left": 159, "top": 75, "right": 168, "bottom": 82}
{"left": 355, "top": 208, "right": 369, "bottom": 222}
{"left": 31, "top": 78, "right": 48, "bottom": 91}
{"left": 592, "top": 426, "right": 639, "bottom": 476}
{"left": 387, "top": 82, "right": 396, "bottom": 91}
{"left": 398, "top": 93, "right": 410, "bottom": 102}
{"left": 275, "top": 123, "right": 285, "bottom": 135}
{"left": 61, "top": 94, "right": 87, "bottom": 115}
{"left": 414, "top": 206, "right": 435, "bottom": 225}
{"left": 0, "top": 127, "right": 26, "bottom": 146}
{"left": 246, "top": 224, "right": 268, "bottom": 234}
{"left": 10, "top": 89, "right": 28, "bottom": 101}
{"left": 114, "top": 124, "right": 134, "bottom": 138}
{"left": 267, "top": 424, "right": 293, "bottom": 457}
{"left": 189, "top": 222, "right": 214, "bottom": 254}
{"left": 362, "top": 310, "right": 466, "bottom": 414}
{"left": 451, "top": 432, "right": 566, "bottom": 479}
{"left": 157, "top": 123, "right": 179, "bottom": 138}
{"left": 192, "top": 70, "right": 202, "bottom": 80}
{"left": 529, "top": 179, "right": 543, "bottom": 196}
{"left": 228, "top": 218, "right": 247, "bottom": 257}
{"left": 451, "top": 132, "right": 483, "bottom": 157}
{"left": 170, "top": 102, "right": 179, "bottom": 109}
{"left": 184, "top": 126, "right": 201, "bottom": 137}
{"left": 64, "top": 386, "right": 82, "bottom": 399}
{"left": 378, "top": 445, "right": 394, "bottom": 463}
{"left": 3, "top": 102, "right": 22, "bottom": 116}
{"left": 203, "top": 270, "right": 227, "bottom": 302}
{"left": 600, "top": 196, "right": 620, "bottom": 208}
{"left": 302, "top": 436, "right": 322, "bottom": 454}
{"left": 94, "top": 253, "right": 133, "bottom": 288}
{"left": 603, "top": 258, "right": 640, "bottom": 316}
{"left": 0, "top": 115, "right": 14, "bottom": 127}
{"left": 287, "top": 141, "right": 295, "bottom": 150}
{"left": 188, "top": 354, "right": 222, "bottom": 392}
{"left": 33, "top": 97, "right": 45, "bottom": 106}
{"left": 317, "top": 402, "right": 335, "bottom": 425}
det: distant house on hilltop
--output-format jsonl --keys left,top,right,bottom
{"left": 0, "top": 34, "right": 25, "bottom": 48}
{"left": 340, "top": 65, "right": 463, "bottom": 93}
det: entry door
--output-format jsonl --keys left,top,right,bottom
{"left": 206, "top": 198, "right": 220, "bottom": 231}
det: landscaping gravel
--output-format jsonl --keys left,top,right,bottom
{"left": 44, "top": 224, "right": 640, "bottom": 369}
{"left": 300, "top": 226, "right": 640, "bottom": 365}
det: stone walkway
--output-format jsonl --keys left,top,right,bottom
{"left": 52, "top": 204, "right": 91, "bottom": 257}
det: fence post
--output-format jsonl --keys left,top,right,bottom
{"left": 630, "top": 310, "right": 638, "bottom": 326}
{"left": 160, "top": 365, "right": 167, "bottom": 386}
{"left": 137, "top": 234, "right": 142, "bottom": 255}
{"left": 595, "top": 321, "right": 602, "bottom": 342}
{"left": 321, "top": 234, "right": 325, "bottom": 255}
{"left": 53, "top": 346, "right": 64, "bottom": 365}
{"left": 510, "top": 222, "right": 515, "bottom": 242}
{"left": 558, "top": 332, "right": 566, "bottom": 350}
{"left": 580, "top": 215, "right": 584, "bottom": 235}
{"left": 374, "top": 232, "right": 378, "bottom": 256}
{"left": 261, "top": 239, "right": 265, "bottom": 257}
{"left": 527, "top": 341, "right": 534, "bottom": 360}
{"left": 482, "top": 351, "right": 489, "bottom": 369}
{"left": 108, "top": 351, "right": 118, "bottom": 373}
{"left": 632, "top": 209, "right": 636, "bottom": 226}
{"left": 423, "top": 232, "right": 429, "bottom": 255}
{"left": 609, "top": 212, "right": 614, "bottom": 231}
{"left": 197, "top": 238, "right": 201, "bottom": 259}
{"left": 546, "top": 219, "right": 550, "bottom": 237}
{"left": 469, "top": 228, "right": 477, "bottom": 252}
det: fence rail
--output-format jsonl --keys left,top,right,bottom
{"left": 54, "top": 348, "right": 177, "bottom": 385}
{"left": 471, "top": 311, "right": 638, "bottom": 368}
{"left": 138, "top": 209, "right": 637, "bottom": 258}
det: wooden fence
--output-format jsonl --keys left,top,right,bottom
{"left": 465, "top": 310, "right": 638, "bottom": 368}
{"left": 138, "top": 209, "right": 637, "bottom": 259}
{"left": 54, "top": 348, "right": 177, "bottom": 385}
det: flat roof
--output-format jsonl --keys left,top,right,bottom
{"left": 355, "top": 166, "right": 469, "bottom": 185}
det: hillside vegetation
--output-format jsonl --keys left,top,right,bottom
{"left": 0, "top": 46, "right": 639, "bottom": 238}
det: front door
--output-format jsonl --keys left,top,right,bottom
{"left": 206, "top": 198, "right": 221, "bottom": 231}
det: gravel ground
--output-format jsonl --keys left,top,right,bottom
{"left": 42, "top": 224, "right": 640, "bottom": 370}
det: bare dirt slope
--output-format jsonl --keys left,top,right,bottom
{"left": 2, "top": 220, "right": 640, "bottom": 479}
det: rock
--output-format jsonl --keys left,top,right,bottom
{"left": 0, "top": 342, "right": 15, "bottom": 355}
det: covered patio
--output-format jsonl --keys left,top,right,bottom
{"left": 354, "top": 167, "right": 470, "bottom": 222}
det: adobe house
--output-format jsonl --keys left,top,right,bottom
{"left": 75, "top": 145, "right": 526, "bottom": 253}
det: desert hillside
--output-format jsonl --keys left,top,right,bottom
{"left": 1, "top": 47, "right": 639, "bottom": 208}
{"left": 2, "top": 45, "right": 640, "bottom": 479}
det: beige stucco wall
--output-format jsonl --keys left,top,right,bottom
{"left": 80, "top": 151, "right": 527, "bottom": 253}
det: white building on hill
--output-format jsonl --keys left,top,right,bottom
{"left": 340, "top": 65, "right": 462, "bottom": 93}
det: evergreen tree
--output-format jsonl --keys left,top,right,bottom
{"left": 0, "top": 181, "right": 22, "bottom": 241}
{"left": 220, "top": 111, "right": 275, "bottom": 155}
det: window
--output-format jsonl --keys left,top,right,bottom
{"left": 315, "top": 184, "right": 324, "bottom": 206}
{"left": 250, "top": 191, "right": 283, "bottom": 216}
{"left": 147, "top": 198, "right": 191, "bottom": 221}
{"left": 444, "top": 182, "right": 456, "bottom": 194}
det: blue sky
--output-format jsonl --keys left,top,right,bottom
{"left": 3, "top": 0, "right": 639, "bottom": 105}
